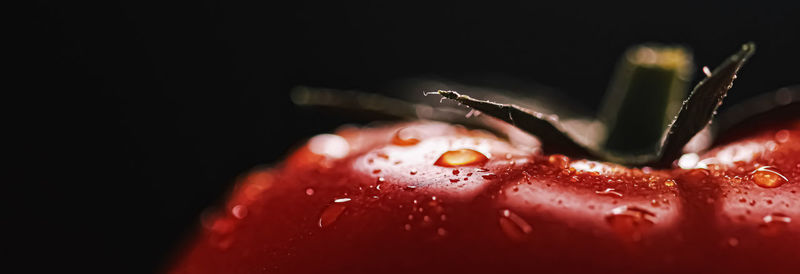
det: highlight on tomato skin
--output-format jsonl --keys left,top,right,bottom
{"left": 169, "top": 117, "right": 800, "bottom": 274}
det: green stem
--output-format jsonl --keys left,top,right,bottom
{"left": 599, "top": 45, "right": 693, "bottom": 154}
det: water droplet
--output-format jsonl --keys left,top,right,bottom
{"left": 404, "top": 224, "right": 412, "bottom": 231}
{"left": 376, "top": 177, "right": 385, "bottom": 183}
{"left": 404, "top": 185, "right": 417, "bottom": 191}
{"left": 678, "top": 153, "right": 700, "bottom": 169}
{"left": 308, "top": 134, "right": 350, "bottom": 159}
{"left": 664, "top": 179, "right": 676, "bottom": 187}
{"left": 305, "top": 188, "right": 315, "bottom": 196}
{"left": 231, "top": 205, "right": 248, "bottom": 219}
{"left": 752, "top": 166, "right": 788, "bottom": 188}
{"left": 702, "top": 66, "right": 712, "bottom": 77}
{"left": 651, "top": 199, "right": 660, "bottom": 207}
{"left": 409, "top": 169, "right": 418, "bottom": 175}
{"left": 334, "top": 198, "right": 352, "bottom": 203}
{"left": 437, "top": 227, "right": 448, "bottom": 236}
{"left": 760, "top": 213, "right": 791, "bottom": 236}
{"left": 392, "top": 127, "right": 421, "bottom": 146}
{"left": 727, "top": 237, "right": 739, "bottom": 247}
{"left": 596, "top": 188, "right": 623, "bottom": 198}
{"left": 548, "top": 154, "right": 570, "bottom": 169}
{"left": 434, "top": 149, "right": 489, "bottom": 167}
{"left": 318, "top": 204, "right": 347, "bottom": 228}
{"left": 440, "top": 214, "right": 447, "bottom": 221}
{"left": 499, "top": 209, "right": 533, "bottom": 242}
{"left": 763, "top": 213, "right": 791, "bottom": 224}
{"left": 423, "top": 215, "right": 431, "bottom": 222}
{"left": 774, "top": 130, "right": 790, "bottom": 143}
{"left": 606, "top": 206, "right": 656, "bottom": 241}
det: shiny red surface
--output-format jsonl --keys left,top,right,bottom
{"left": 170, "top": 119, "right": 800, "bottom": 273}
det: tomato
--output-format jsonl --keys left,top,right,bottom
{"left": 168, "top": 43, "right": 799, "bottom": 273}
{"left": 169, "top": 114, "right": 799, "bottom": 273}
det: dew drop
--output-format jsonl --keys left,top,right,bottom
{"left": 596, "top": 188, "right": 623, "bottom": 198}
{"left": 410, "top": 169, "right": 418, "bottom": 175}
{"left": 759, "top": 213, "right": 792, "bottom": 236}
{"left": 231, "top": 205, "right": 248, "bottom": 219}
{"left": 548, "top": 154, "right": 570, "bottom": 169}
{"left": 437, "top": 227, "right": 448, "bottom": 236}
{"left": 392, "top": 127, "right": 421, "bottom": 146}
{"left": 404, "top": 224, "right": 412, "bottom": 231}
{"left": 404, "top": 185, "right": 418, "bottom": 191}
{"left": 334, "top": 197, "right": 352, "bottom": 203}
{"left": 305, "top": 188, "right": 315, "bottom": 196}
{"left": 605, "top": 206, "right": 656, "bottom": 241}
{"left": 434, "top": 149, "right": 489, "bottom": 167}
{"left": 752, "top": 166, "right": 788, "bottom": 188}
{"left": 318, "top": 204, "right": 347, "bottom": 228}
{"left": 499, "top": 209, "right": 533, "bottom": 242}
{"left": 308, "top": 134, "right": 350, "bottom": 159}
{"left": 702, "top": 66, "right": 712, "bottom": 77}
{"left": 664, "top": 179, "right": 676, "bottom": 187}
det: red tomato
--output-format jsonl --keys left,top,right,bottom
{"left": 169, "top": 114, "right": 800, "bottom": 273}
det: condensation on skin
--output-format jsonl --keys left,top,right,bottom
{"left": 680, "top": 141, "right": 774, "bottom": 169}
{"left": 570, "top": 160, "right": 615, "bottom": 174}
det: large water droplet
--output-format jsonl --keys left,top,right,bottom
{"left": 605, "top": 206, "right": 656, "bottom": 241}
{"left": 498, "top": 209, "right": 533, "bottom": 242}
{"left": 752, "top": 166, "right": 788, "bottom": 188}
{"left": 392, "top": 127, "right": 421, "bottom": 146}
{"left": 305, "top": 188, "right": 315, "bottom": 196}
{"left": 434, "top": 149, "right": 489, "bottom": 167}
{"left": 318, "top": 204, "right": 347, "bottom": 228}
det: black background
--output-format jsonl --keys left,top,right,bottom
{"left": 18, "top": 1, "right": 799, "bottom": 272}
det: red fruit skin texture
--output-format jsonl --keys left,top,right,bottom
{"left": 170, "top": 118, "right": 800, "bottom": 274}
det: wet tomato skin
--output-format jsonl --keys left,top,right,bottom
{"left": 170, "top": 119, "right": 800, "bottom": 274}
